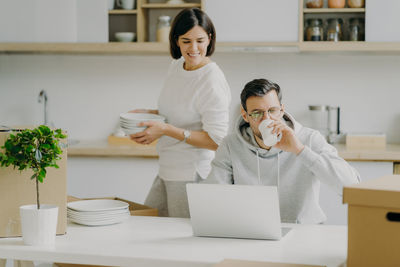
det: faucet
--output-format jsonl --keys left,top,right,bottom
{"left": 38, "top": 90, "right": 48, "bottom": 125}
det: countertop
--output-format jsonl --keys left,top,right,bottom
{"left": 67, "top": 140, "right": 400, "bottom": 162}
{"left": 0, "top": 216, "right": 347, "bottom": 267}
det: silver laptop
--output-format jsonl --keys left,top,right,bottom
{"left": 186, "top": 183, "right": 289, "bottom": 240}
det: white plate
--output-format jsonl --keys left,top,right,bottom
{"left": 121, "top": 128, "right": 146, "bottom": 135}
{"left": 67, "top": 199, "right": 129, "bottom": 212}
{"left": 67, "top": 208, "right": 129, "bottom": 218}
{"left": 120, "top": 113, "right": 166, "bottom": 122}
{"left": 68, "top": 214, "right": 130, "bottom": 226}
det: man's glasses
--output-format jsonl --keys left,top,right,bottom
{"left": 248, "top": 107, "right": 282, "bottom": 122}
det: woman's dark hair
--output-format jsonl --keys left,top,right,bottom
{"left": 240, "top": 79, "right": 282, "bottom": 111}
{"left": 169, "top": 8, "right": 216, "bottom": 59}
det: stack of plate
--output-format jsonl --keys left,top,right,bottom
{"left": 67, "top": 199, "right": 130, "bottom": 226}
{"left": 120, "top": 113, "right": 166, "bottom": 135}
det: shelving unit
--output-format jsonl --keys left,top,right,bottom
{"left": 108, "top": 0, "right": 203, "bottom": 43}
{"left": 299, "top": 0, "right": 366, "bottom": 49}
{"left": 1, "top": 0, "right": 400, "bottom": 54}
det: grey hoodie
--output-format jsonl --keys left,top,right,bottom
{"left": 204, "top": 113, "right": 360, "bottom": 224}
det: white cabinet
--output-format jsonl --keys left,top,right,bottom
{"left": 0, "top": 0, "right": 108, "bottom": 43}
{"left": 319, "top": 161, "right": 393, "bottom": 225}
{"left": 366, "top": 0, "right": 400, "bottom": 41}
{"left": 204, "top": 0, "right": 298, "bottom": 42}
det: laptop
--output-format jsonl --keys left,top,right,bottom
{"left": 186, "top": 183, "right": 289, "bottom": 240}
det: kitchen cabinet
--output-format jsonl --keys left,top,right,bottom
{"left": 109, "top": 0, "right": 203, "bottom": 43}
{"left": 365, "top": 0, "right": 400, "bottom": 42}
{"left": 319, "top": 161, "right": 394, "bottom": 225}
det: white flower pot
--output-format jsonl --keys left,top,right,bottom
{"left": 19, "top": 204, "right": 58, "bottom": 246}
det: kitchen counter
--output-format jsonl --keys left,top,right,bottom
{"left": 68, "top": 140, "right": 400, "bottom": 162}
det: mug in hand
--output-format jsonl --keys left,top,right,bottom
{"left": 258, "top": 119, "right": 278, "bottom": 147}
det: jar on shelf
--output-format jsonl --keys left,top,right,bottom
{"left": 305, "top": 19, "right": 324, "bottom": 41}
{"left": 347, "top": 0, "right": 365, "bottom": 8}
{"left": 306, "top": 0, "right": 323, "bottom": 8}
{"left": 328, "top": 0, "right": 345, "bottom": 8}
{"left": 156, "top": 15, "right": 171, "bottom": 43}
{"left": 348, "top": 18, "right": 365, "bottom": 41}
{"left": 326, "top": 18, "right": 343, "bottom": 42}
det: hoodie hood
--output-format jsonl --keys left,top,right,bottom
{"left": 235, "top": 112, "right": 300, "bottom": 159}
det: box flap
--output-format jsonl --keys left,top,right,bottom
{"left": 215, "top": 259, "right": 325, "bottom": 267}
{"left": 343, "top": 175, "right": 400, "bottom": 209}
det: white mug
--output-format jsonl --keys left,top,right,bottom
{"left": 117, "top": 0, "right": 135, "bottom": 9}
{"left": 258, "top": 119, "right": 279, "bottom": 147}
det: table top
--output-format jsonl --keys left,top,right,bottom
{"left": 0, "top": 216, "right": 347, "bottom": 267}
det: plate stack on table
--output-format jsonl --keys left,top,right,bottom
{"left": 67, "top": 199, "right": 130, "bottom": 226}
{"left": 119, "top": 113, "right": 166, "bottom": 135}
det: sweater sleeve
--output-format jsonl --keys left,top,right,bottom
{"left": 201, "top": 138, "right": 234, "bottom": 184}
{"left": 297, "top": 130, "right": 361, "bottom": 195}
{"left": 194, "top": 73, "right": 231, "bottom": 145}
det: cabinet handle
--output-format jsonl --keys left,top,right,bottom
{"left": 386, "top": 212, "right": 400, "bottom": 222}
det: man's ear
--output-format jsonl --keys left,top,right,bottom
{"left": 240, "top": 105, "right": 249, "bottom": 123}
{"left": 281, "top": 103, "right": 285, "bottom": 117}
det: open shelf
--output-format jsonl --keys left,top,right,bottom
{"left": 303, "top": 8, "right": 365, "bottom": 13}
{"left": 141, "top": 3, "right": 201, "bottom": 8}
{"left": 109, "top": 10, "right": 138, "bottom": 14}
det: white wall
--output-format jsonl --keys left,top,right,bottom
{"left": 1, "top": 52, "right": 400, "bottom": 202}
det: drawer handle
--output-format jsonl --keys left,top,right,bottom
{"left": 386, "top": 212, "right": 400, "bottom": 222}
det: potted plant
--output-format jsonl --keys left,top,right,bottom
{"left": 0, "top": 125, "right": 66, "bottom": 245}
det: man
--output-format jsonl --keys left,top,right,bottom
{"left": 204, "top": 78, "right": 360, "bottom": 224}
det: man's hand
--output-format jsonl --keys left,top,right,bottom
{"left": 269, "top": 120, "right": 305, "bottom": 155}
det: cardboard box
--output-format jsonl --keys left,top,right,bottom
{"left": 215, "top": 259, "right": 325, "bottom": 267}
{"left": 0, "top": 130, "right": 67, "bottom": 238}
{"left": 67, "top": 196, "right": 158, "bottom": 217}
{"left": 346, "top": 133, "right": 386, "bottom": 149}
{"left": 343, "top": 175, "right": 400, "bottom": 267}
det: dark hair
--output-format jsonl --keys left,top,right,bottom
{"left": 169, "top": 8, "right": 216, "bottom": 59}
{"left": 240, "top": 79, "right": 282, "bottom": 111}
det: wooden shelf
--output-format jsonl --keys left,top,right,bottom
{"left": 303, "top": 8, "right": 365, "bottom": 13}
{"left": 299, "top": 42, "right": 400, "bottom": 52}
{"left": 1, "top": 42, "right": 400, "bottom": 54}
{"left": 141, "top": 3, "right": 201, "bottom": 8}
{"left": 109, "top": 9, "right": 138, "bottom": 14}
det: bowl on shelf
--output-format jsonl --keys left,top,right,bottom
{"left": 115, "top": 32, "right": 136, "bottom": 42}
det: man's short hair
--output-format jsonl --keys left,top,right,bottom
{"left": 169, "top": 8, "right": 216, "bottom": 59}
{"left": 240, "top": 79, "right": 282, "bottom": 111}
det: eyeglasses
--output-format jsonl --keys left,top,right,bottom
{"left": 248, "top": 107, "right": 282, "bottom": 122}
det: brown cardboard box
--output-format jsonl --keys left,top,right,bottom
{"left": 343, "top": 175, "right": 400, "bottom": 267}
{"left": 0, "top": 130, "right": 67, "bottom": 237}
{"left": 215, "top": 259, "right": 325, "bottom": 267}
{"left": 67, "top": 196, "right": 158, "bottom": 216}
{"left": 345, "top": 133, "right": 386, "bottom": 149}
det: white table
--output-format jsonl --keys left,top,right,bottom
{"left": 0, "top": 216, "right": 347, "bottom": 267}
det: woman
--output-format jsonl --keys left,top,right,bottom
{"left": 130, "top": 8, "right": 231, "bottom": 218}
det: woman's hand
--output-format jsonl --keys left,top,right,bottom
{"left": 128, "top": 109, "right": 159, "bottom": 114}
{"left": 129, "top": 121, "right": 167, "bottom": 145}
{"left": 269, "top": 120, "right": 304, "bottom": 155}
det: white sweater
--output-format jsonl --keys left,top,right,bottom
{"left": 157, "top": 57, "right": 231, "bottom": 181}
{"left": 204, "top": 114, "right": 360, "bottom": 224}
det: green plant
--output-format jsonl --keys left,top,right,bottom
{"left": 0, "top": 125, "right": 67, "bottom": 209}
